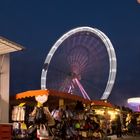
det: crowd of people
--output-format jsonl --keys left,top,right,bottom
{"left": 12, "top": 100, "right": 140, "bottom": 140}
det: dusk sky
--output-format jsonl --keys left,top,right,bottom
{"left": 0, "top": 0, "right": 140, "bottom": 106}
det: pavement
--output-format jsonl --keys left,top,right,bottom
{"left": 108, "top": 134, "right": 140, "bottom": 140}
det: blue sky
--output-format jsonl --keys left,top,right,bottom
{"left": 0, "top": 0, "right": 140, "bottom": 106}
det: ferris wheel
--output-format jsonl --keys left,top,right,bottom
{"left": 41, "top": 27, "right": 117, "bottom": 100}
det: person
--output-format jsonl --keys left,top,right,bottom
{"left": 116, "top": 114, "right": 122, "bottom": 138}
{"left": 130, "top": 114, "right": 137, "bottom": 136}
{"left": 111, "top": 120, "right": 116, "bottom": 135}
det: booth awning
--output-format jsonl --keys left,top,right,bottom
{"left": 15, "top": 89, "right": 114, "bottom": 108}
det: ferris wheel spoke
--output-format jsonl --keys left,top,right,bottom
{"left": 81, "top": 33, "right": 89, "bottom": 45}
{"left": 71, "top": 36, "right": 77, "bottom": 47}
{"left": 81, "top": 78, "right": 106, "bottom": 93}
{"left": 59, "top": 76, "right": 72, "bottom": 92}
{"left": 48, "top": 65, "right": 70, "bottom": 76}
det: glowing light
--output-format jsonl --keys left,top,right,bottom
{"left": 137, "top": 0, "right": 140, "bottom": 4}
{"left": 108, "top": 110, "right": 118, "bottom": 120}
{"left": 95, "top": 109, "right": 104, "bottom": 115}
{"left": 127, "top": 97, "right": 140, "bottom": 104}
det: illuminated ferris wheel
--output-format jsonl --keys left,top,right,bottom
{"left": 41, "top": 27, "right": 117, "bottom": 100}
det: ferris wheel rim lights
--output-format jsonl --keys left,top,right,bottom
{"left": 41, "top": 26, "right": 117, "bottom": 100}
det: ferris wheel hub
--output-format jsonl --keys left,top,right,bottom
{"left": 69, "top": 72, "right": 81, "bottom": 81}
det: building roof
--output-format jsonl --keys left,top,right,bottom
{"left": 0, "top": 36, "right": 24, "bottom": 55}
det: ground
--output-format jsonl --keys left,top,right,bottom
{"left": 109, "top": 134, "right": 140, "bottom": 140}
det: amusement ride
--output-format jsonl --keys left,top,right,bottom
{"left": 41, "top": 26, "right": 117, "bottom": 100}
